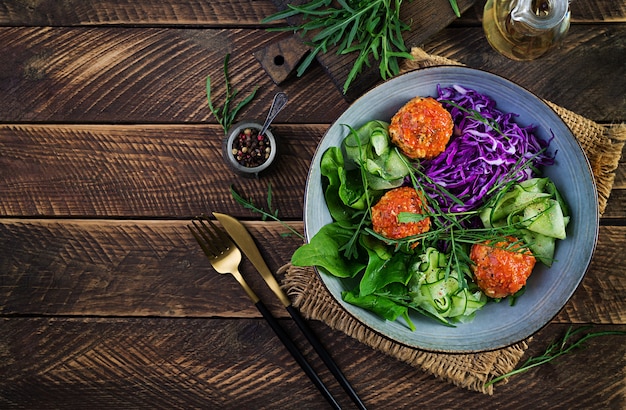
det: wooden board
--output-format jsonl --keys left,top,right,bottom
{"left": 0, "top": 220, "right": 624, "bottom": 323}
{"left": 0, "top": 2, "right": 624, "bottom": 408}
{"left": 1, "top": 318, "right": 625, "bottom": 409}
{"left": 1, "top": 26, "right": 624, "bottom": 124}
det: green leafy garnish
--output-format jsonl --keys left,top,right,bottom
{"left": 485, "top": 326, "right": 626, "bottom": 387}
{"left": 230, "top": 184, "right": 305, "bottom": 240}
{"left": 206, "top": 54, "right": 258, "bottom": 134}
{"left": 263, "top": 0, "right": 415, "bottom": 94}
{"left": 263, "top": 1, "right": 462, "bottom": 93}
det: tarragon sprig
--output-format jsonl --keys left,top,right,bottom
{"left": 263, "top": 0, "right": 412, "bottom": 94}
{"left": 263, "top": 1, "right": 461, "bottom": 94}
{"left": 206, "top": 54, "right": 258, "bottom": 135}
{"left": 230, "top": 184, "right": 305, "bottom": 240}
{"left": 485, "top": 326, "right": 626, "bottom": 387}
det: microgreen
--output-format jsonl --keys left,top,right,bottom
{"left": 485, "top": 326, "right": 626, "bottom": 387}
{"left": 230, "top": 184, "right": 305, "bottom": 240}
{"left": 206, "top": 54, "right": 258, "bottom": 135}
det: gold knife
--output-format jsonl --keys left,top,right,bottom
{"left": 212, "top": 212, "right": 367, "bottom": 410}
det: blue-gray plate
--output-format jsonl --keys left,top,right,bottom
{"left": 303, "top": 66, "right": 599, "bottom": 352}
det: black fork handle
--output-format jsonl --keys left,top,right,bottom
{"left": 254, "top": 301, "right": 342, "bottom": 410}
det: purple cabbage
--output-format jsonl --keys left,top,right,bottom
{"left": 418, "top": 84, "right": 555, "bottom": 213}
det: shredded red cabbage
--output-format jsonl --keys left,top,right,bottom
{"left": 418, "top": 84, "right": 555, "bottom": 213}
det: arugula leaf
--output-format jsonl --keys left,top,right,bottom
{"left": 230, "top": 185, "right": 304, "bottom": 240}
{"left": 263, "top": 0, "right": 413, "bottom": 94}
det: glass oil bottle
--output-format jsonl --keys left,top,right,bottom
{"left": 483, "top": 0, "right": 571, "bottom": 60}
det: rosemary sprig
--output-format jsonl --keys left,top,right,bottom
{"left": 206, "top": 54, "right": 258, "bottom": 135}
{"left": 485, "top": 326, "right": 626, "bottom": 387}
{"left": 230, "top": 184, "right": 305, "bottom": 240}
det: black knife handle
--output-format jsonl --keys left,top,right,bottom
{"left": 254, "top": 301, "right": 342, "bottom": 410}
{"left": 287, "top": 305, "right": 367, "bottom": 410}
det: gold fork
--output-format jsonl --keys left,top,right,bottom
{"left": 188, "top": 217, "right": 341, "bottom": 410}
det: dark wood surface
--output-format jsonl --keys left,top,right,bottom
{"left": 1, "top": 1, "right": 625, "bottom": 409}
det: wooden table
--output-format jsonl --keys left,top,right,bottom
{"left": 1, "top": 1, "right": 624, "bottom": 408}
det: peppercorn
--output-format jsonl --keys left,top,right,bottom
{"left": 231, "top": 127, "right": 272, "bottom": 168}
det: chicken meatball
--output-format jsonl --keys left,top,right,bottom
{"left": 469, "top": 236, "right": 536, "bottom": 299}
{"left": 388, "top": 96, "right": 454, "bottom": 159}
{"left": 371, "top": 186, "right": 430, "bottom": 242}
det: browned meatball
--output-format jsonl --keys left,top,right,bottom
{"left": 469, "top": 236, "right": 536, "bottom": 299}
{"left": 388, "top": 96, "right": 454, "bottom": 159}
{"left": 371, "top": 186, "right": 430, "bottom": 242}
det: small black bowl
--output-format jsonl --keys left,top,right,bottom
{"left": 223, "top": 121, "right": 277, "bottom": 177}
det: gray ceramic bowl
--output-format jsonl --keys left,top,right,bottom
{"left": 224, "top": 121, "right": 277, "bottom": 177}
{"left": 303, "top": 66, "right": 599, "bottom": 352}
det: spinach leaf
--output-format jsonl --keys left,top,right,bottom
{"left": 291, "top": 222, "right": 365, "bottom": 278}
{"left": 342, "top": 290, "right": 409, "bottom": 323}
{"left": 360, "top": 247, "right": 413, "bottom": 296}
{"left": 320, "top": 147, "right": 360, "bottom": 222}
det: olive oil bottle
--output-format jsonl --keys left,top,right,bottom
{"left": 483, "top": 0, "right": 570, "bottom": 60}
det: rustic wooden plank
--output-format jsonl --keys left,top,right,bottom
{"left": 603, "top": 190, "right": 626, "bottom": 221}
{"left": 421, "top": 25, "right": 626, "bottom": 123}
{"left": 555, "top": 0, "right": 626, "bottom": 23}
{"left": 0, "top": 220, "right": 305, "bottom": 318}
{"left": 1, "top": 25, "right": 624, "bottom": 123}
{"left": 1, "top": 0, "right": 624, "bottom": 27}
{"left": 1, "top": 318, "right": 624, "bottom": 409}
{"left": 0, "top": 0, "right": 281, "bottom": 26}
{"left": 0, "top": 220, "right": 624, "bottom": 324}
{"left": 0, "top": 124, "right": 324, "bottom": 218}
{"left": 600, "top": 142, "right": 626, "bottom": 221}
{"left": 1, "top": 123, "right": 623, "bottom": 219}
{"left": 556, "top": 225, "right": 626, "bottom": 324}
{"left": 0, "top": 27, "right": 349, "bottom": 124}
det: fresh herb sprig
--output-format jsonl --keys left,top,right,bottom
{"left": 263, "top": 1, "right": 462, "bottom": 94}
{"left": 263, "top": 0, "right": 414, "bottom": 94}
{"left": 485, "top": 326, "right": 626, "bottom": 387}
{"left": 206, "top": 54, "right": 258, "bottom": 135}
{"left": 230, "top": 184, "right": 305, "bottom": 240}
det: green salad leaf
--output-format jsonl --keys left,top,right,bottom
{"left": 291, "top": 222, "right": 365, "bottom": 278}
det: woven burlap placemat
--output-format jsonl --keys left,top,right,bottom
{"left": 280, "top": 48, "right": 626, "bottom": 394}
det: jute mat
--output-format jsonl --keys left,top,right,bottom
{"left": 280, "top": 48, "right": 626, "bottom": 394}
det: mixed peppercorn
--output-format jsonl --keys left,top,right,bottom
{"left": 231, "top": 127, "right": 271, "bottom": 168}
